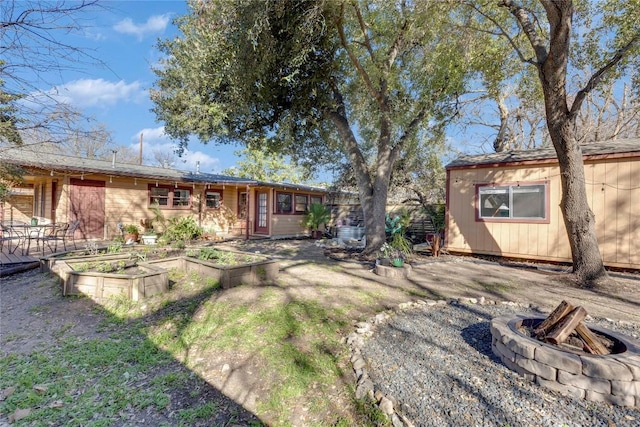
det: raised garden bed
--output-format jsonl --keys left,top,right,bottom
{"left": 148, "top": 249, "right": 279, "bottom": 289}
{"left": 42, "top": 246, "right": 279, "bottom": 300}
{"left": 63, "top": 260, "right": 168, "bottom": 301}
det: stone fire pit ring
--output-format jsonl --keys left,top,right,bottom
{"left": 491, "top": 314, "right": 640, "bottom": 408}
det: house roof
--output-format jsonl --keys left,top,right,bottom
{"left": 0, "top": 146, "right": 253, "bottom": 184}
{"left": 0, "top": 146, "right": 328, "bottom": 193}
{"left": 446, "top": 139, "right": 640, "bottom": 169}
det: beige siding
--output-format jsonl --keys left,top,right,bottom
{"left": 447, "top": 156, "right": 640, "bottom": 269}
{"left": 271, "top": 214, "right": 306, "bottom": 236}
{"left": 271, "top": 190, "right": 327, "bottom": 237}
{"left": 6, "top": 167, "right": 330, "bottom": 240}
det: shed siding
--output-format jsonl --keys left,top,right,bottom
{"left": 446, "top": 156, "right": 640, "bottom": 270}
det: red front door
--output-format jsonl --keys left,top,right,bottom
{"left": 69, "top": 179, "right": 105, "bottom": 239}
{"left": 254, "top": 191, "right": 269, "bottom": 234}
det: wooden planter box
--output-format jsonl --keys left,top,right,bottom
{"left": 62, "top": 261, "right": 168, "bottom": 301}
{"left": 41, "top": 252, "right": 127, "bottom": 275}
{"left": 147, "top": 253, "right": 279, "bottom": 289}
{"left": 43, "top": 248, "right": 278, "bottom": 300}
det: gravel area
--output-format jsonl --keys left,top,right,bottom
{"left": 361, "top": 302, "right": 640, "bottom": 427}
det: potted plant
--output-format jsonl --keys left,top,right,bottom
{"left": 123, "top": 224, "right": 140, "bottom": 243}
{"left": 303, "top": 203, "right": 331, "bottom": 239}
{"left": 141, "top": 230, "right": 157, "bottom": 245}
{"left": 379, "top": 242, "right": 406, "bottom": 267}
{"left": 140, "top": 219, "right": 158, "bottom": 245}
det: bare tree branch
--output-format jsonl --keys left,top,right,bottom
{"left": 571, "top": 34, "right": 640, "bottom": 116}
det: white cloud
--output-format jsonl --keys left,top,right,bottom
{"left": 183, "top": 150, "right": 221, "bottom": 172}
{"left": 134, "top": 126, "right": 169, "bottom": 144}
{"left": 113, "top": 14, "right": 171, "bottom": 41}
{"left": 50, "top": 79, "right": 144, "bottom": 108}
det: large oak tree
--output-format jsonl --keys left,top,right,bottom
{"left": 469, "top": 0, "right": 639, "bottom": 286}
{"left": 151, "top": 0, "right": 474, "bottom": 253}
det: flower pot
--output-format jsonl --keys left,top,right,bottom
{"left": 391, "top": 258, "right": 404, "bottom": 267}
{"left": 311, "top": 230, "right": 323, "bottom": 239}
{"left": 124, "top": 233, "right": 139, "bottom": 243}
{"left": 142, "top": 235, "right": 157, "bottom": 245}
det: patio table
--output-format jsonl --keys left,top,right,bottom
{"left": 7, "top": 223, "right": 57, "bottom": 255}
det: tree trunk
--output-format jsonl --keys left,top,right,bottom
{"left": 360, "top": 180, "right": 388, "bottom": 254}
{"left": 329, "top": 109, "right": 389, "bottom": 254}
{"left": 546, "top": 122, "right": 608, "bottom": 286}
{"left": 538, "top": 52, "right": 610, "bottom": 287}
{"left": 530, "top": 1, "right": 610, "bottom": 288}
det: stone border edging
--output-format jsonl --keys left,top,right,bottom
{"left": 344, "top": 296, "right": 533, "bottom": 427}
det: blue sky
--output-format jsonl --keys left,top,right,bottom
{"left": 26, "top": 0, "right": 244, "bottom": 174}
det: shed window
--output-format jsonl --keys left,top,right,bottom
{"left": 150, "top": 187, "right": 170, "bottom": 206}
{"left": 478, "top": 184, "right": 546, "bottom": 220}
{"left": 310, "top": 196, "right": 323, "bottom": 205}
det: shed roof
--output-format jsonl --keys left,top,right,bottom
{"left": 0, "top": 146, "right": 328, "bottom": 193}
{"left": 446, "top": 139, "right": 640, "bottom": 169}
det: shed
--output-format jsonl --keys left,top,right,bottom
{"left": 445, "top": 140, "right": 640, "bottom": 270}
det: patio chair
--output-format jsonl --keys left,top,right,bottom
{"left": 63, "top": 220, "right": 81, "bottom": 250}
{"left": 40, "top": 223, "right": 69, "bottom": 255}
{"left": 0, "top": 222, "right": 26, "bottom": 255}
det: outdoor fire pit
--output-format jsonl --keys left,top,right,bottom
{"left": 491, "top": 306, "right": 640, "bottom": 408}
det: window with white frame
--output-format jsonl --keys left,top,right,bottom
{"left": 149, "top": 185, "right": 191, "bottom": 209}
{"left": 478, "top": 184, "right": 546, "bottom": 220}
{"left": 276, "top": 192, "right": 292, "bottom": 214}
{"left": 238, "top": 192, "right": 247, "bottom": 219}
{"left": 294, "top": 195, "right": 308, "bottom": 213}
{"left": 205, "top": 191, "right": 221, "bottom": 209}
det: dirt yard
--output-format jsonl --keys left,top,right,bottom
{"left": 1, "top": 239, "right": 639, "bottom": 425}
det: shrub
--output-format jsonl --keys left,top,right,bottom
{"left": 163, "top": 217, "right": 202, "bottom": 243}
{"left": 123, "top": 224, "right": 140, "bottom": 234}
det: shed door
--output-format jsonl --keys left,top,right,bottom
{"left": 69, "top": 179, "right": 105, "bottom": 239}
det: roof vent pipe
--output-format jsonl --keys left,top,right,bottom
{"left": 111, "top": 150, "right": 117, "bottom": 168}
{"left": 196, "top": 161, "right": 200, "bottom": 174}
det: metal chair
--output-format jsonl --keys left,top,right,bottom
{"left": 63, "top": 220, "right": 81, "bottom": 251}
{"left": 0, "top": 222, "right": 26, "bottom": 255}
{"left": 40, "top": 223, "right": 69, "bottom": 255}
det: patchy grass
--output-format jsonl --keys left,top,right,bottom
{"left": 0, "top": 334, "right": 172, "bottom": 426}
{"left": 476, "top": 280, "right": 512, "bottom": 293}
{"left": 405, "top": 288, "right": 445, "bottom": 300}
{"left": 1, "top": 245, "right": 397, "bottom": 426}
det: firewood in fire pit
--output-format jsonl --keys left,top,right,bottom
{"left": 546, "top": 306, "right": 587, "bottom": 345}
{"left": 534, "top": 301, "right": 611, "bottom": 355}
{"left": 575, "top": 323, "right": 609, "bottom": 355}
{"left": 533, "top": 300, "right": 574, "bottom": 338}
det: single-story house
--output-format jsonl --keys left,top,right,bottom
{"left": 0, "top": 147, "right": 337, "bottom": 241}
{"left": 445, "top": 139, "right": 640, "bottom": 270}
